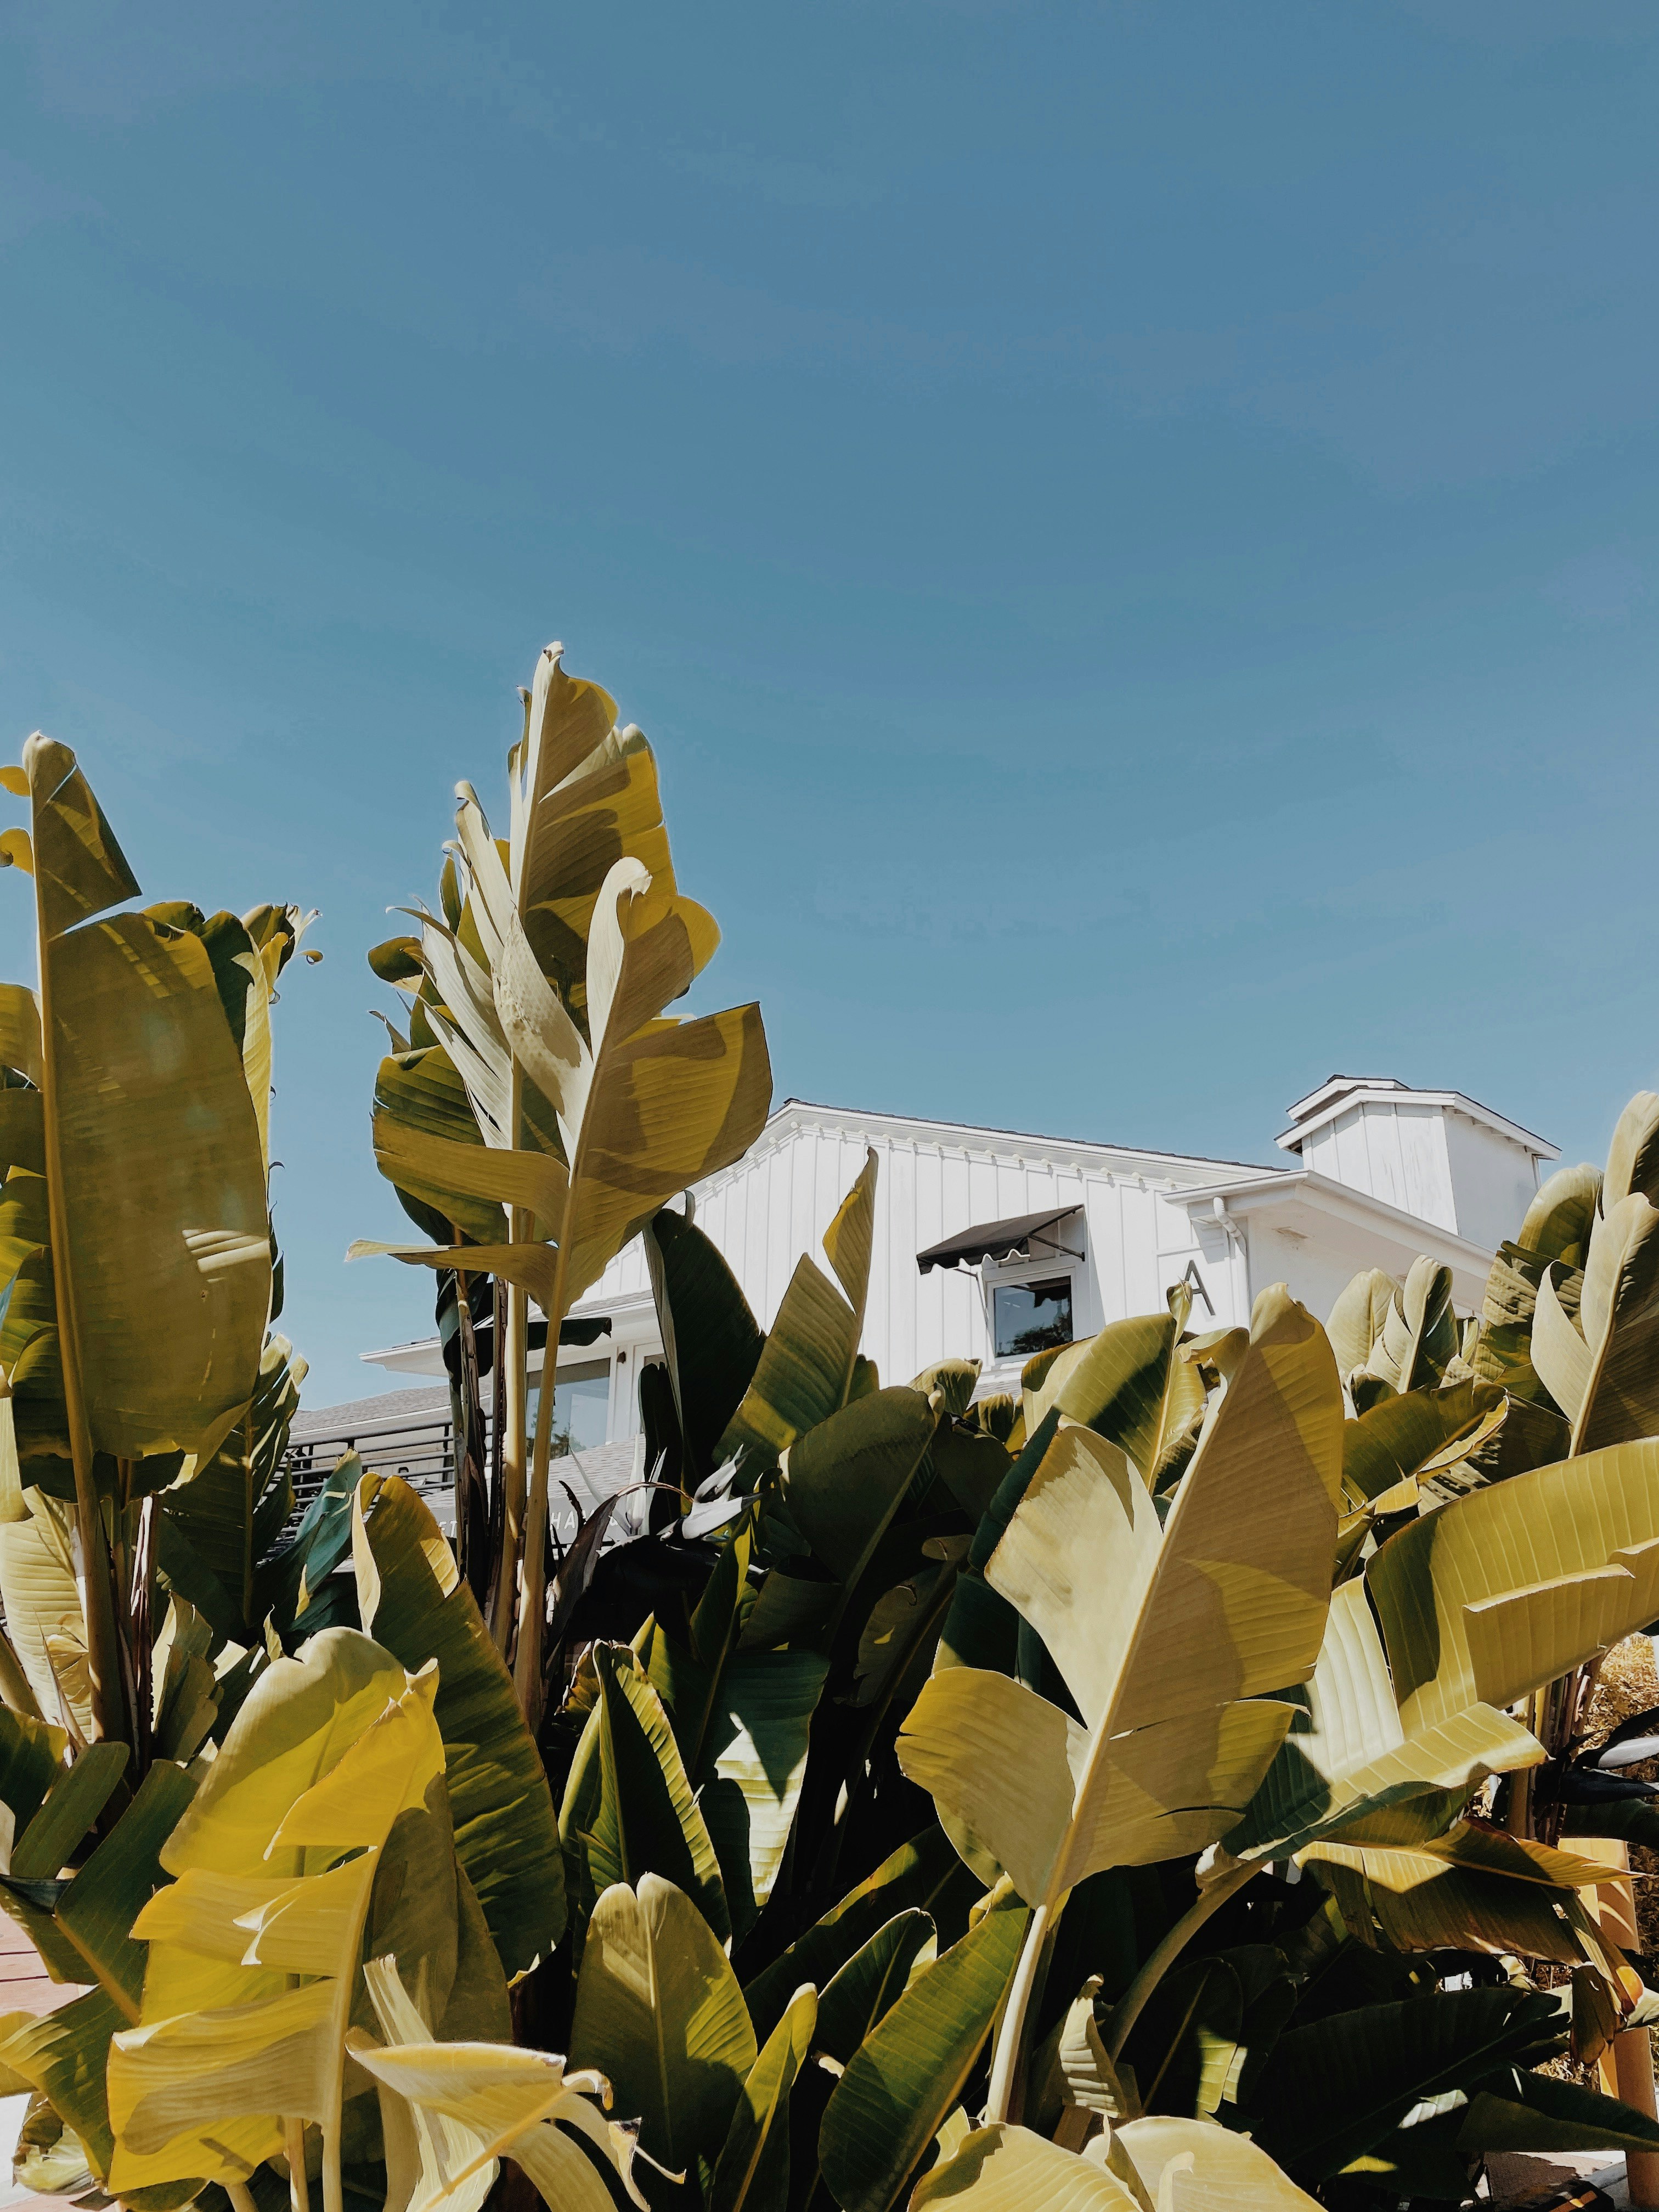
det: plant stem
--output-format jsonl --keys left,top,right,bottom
{"left": 226, "top": 2183, "right": 259, "bottom": 2212}
{"left": 1104, "top": 1861, "right": 1261, "bottom": 2061}
{"left": 985, "top": 1901, "right": 1048, "bottom": 2123}
{"left": 514, "top": 1233, "right": 573, "bottom": 1729}
{"left": 33, "top": 880, "right": 129, "bottom": 1747}
{"left": 286, "top": 2119, "right": 311, "bottom": 2212}
{"left": 488, "top": 1245, "right": 529, "bottom": 1655}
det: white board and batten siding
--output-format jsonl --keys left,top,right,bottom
{"left": 1276, "top": 1077, "right": 1551, "bottom": 1260}
{"left": 569, "top": 1098, "right": 1263, "bottom": 1418}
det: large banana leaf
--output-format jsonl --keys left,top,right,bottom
{"left": 152, "top": 1334, "right": 312, "bottom": 1646}
{"left": 741, "top": 1824, "right": 981, "bottom": 2044}
{"left": 1248, "top": 1985, "right": 1566, "bottom": 2179}
{"left": 1457, "top": 2066, "right": 1659, "bottom": 2159}
{"left": 1115, "top": 2114, "right": 1327, "bottom": 2209}
{"left": 1364, "top": 1257, "right": 1455, "bottom": 1393}
{"left": 368, "top": 1043, "right": 507, "bottom": 1246}
{"left": 0, "top": 1486, "right": 92, "bottom": 1735}
{"left": 1217, "top": 1579, "right": 1542, "bottom": 1865}
{"left": 0, "top": 1757, "right": 198, "bottom": 2206}
{"left": 709, "top": 1983, "right": 815, "bottom": 2212}
{"left": 1299, "top": 1822, "right": 1615, "bottom": 1961}
{"left": 455, "top": 818, "right": 768, "bottom": 1310}
{"left": 1340, "top": 1379, "right": 1506, "bottom": 1505}
{"left": 817, "top": 1891, "right": 1030, "bottom": 2212}
{"left": 1045, "top": 1292, "right": 1206, "bottom": 1489}
{"left": 634, "top": 1520, "right": 829, "bottom": 1936}
{"left": 778, "top": 1384, "right": 937, "bottom": 1625}
{"left": 1532, "top": 1187, "right": 1659, "bottom": 1452}
{"left": 643, "top": 1204, "right": 765, "bottom": 1485}
{"left": 351, "top": 1955, "right": 639, "bottom": 2212}
{"left": 560, "top": 1643, "right": 729, "bottom": 1947}
{"left": 909, "top": 2123, "right": 1142, "bottom": 2210}
{"left": 352, "top": 1474, "right": 564, "bottom": 1973}
{"left": 1328, "top": 1269, "right": 1399, "bottom": 1385}
{"left": 899, "top": 1288, "right": 1342, "bottom": 1908}
{"left": 1472, "top": 1161, "right": 1601, "bottom": 1401}
{"left": 1365, "top": 1436, "right": 1659, "bottom": 1733}
{"left": 568, "top": 1873, "right": 756, "bottom": 2192}
{"left": 813, "top": 1908, "right": 937, "bottom": 2064}
{"left": 16, "top": 736, "right": 271, "bottom": 1466}
{"left": 719, "top": 1152, "right": 879, "bottom": 1463}
{"left": 105, "top": 1628, "right": 455, "bottom": 2198}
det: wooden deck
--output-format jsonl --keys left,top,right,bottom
{"left": 0, "top": 1911, "right": 82, "bottom": 2021}
{"left": 0, "top": 1911, "right": 87, "bottom": 2212}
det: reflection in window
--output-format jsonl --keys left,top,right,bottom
{"left": 993, "top": 1277, "right": 1074, "bottom": 1360}
{"left": 528, "top": 1358, "right": 611, "bottom": 1457}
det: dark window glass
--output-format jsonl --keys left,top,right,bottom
{"left": 994, "top": 1277, "right": 1074, "bottom": 1359}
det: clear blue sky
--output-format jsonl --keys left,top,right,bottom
{"left": 3, "top": 2, "right": 1656, "bottom": 1406}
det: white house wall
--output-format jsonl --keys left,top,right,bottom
{"left": 568, "top": 1109, "right": 1248, "bottom": 1396}
{"left": 1295, "top": 1101, "right": 1456, "bottom": 1232}
{"left": 1441, "top": 1112, "right": 1543, "bottom": 1255}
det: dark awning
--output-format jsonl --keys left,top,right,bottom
{"left": 916, "top": 1206, "right": 1081, "bottom": 1277}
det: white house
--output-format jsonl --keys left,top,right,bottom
{"left": 349, "top": 1075, "right": 1555, "bottom": 1473}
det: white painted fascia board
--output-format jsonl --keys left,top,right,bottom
{"left": 1283, "top": 1075, "right": 1406, "bottom": 1122}
{"left": 1274, "top": 1088, "right": 1557, "bottom": 1161}
{"left": 358, "top": 1339, "right": 447, "bottom": 1378}
{"left": 712, "top": 1097, "right": 1284, "bottom": 1194}
{"left": 1181, "top": 1169, "right": 1498, "bottom": 1275}
{"left": 360, "top": 1288, "right": 659, "bottom": 1379}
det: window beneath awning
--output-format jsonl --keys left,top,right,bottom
{"left": 915, "top": 1205, "right": 1082, "bottom": 1276}
{"left": 993, "top": 1276, "right": 1073, "bottom": 1359}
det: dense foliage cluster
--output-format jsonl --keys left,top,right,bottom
{"left": 3, "top": 651, "right": 1659, "bottom": 2212}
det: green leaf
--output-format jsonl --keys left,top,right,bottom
{"left": 569, "top": 1874, "right": 757, "bottom": 2182}
{"left": 742, "top": 1825, "right": 981, "bottom": 2045}
{"left": 370, "top": 1045, "right": 502, "bottom": 1245}
{"left": 53, "top": 1760, "right": 197, "bottom": 2013}
{"left": 1341, "top": 1380, "right": 1506, "bottom": 1505}
{"left": 1050, "top": 1311, "right": 1207, "bottom": 1487}
{"left": 354, "top": 1474, "right": 565, "bottom": 1974}
{"left": 561, "top": 1643, "right": 728, "bottom": 1947}
{"left": 154, "top": 1334, "right": 307, "bottom": 1646}
{"left": 1367, "top": 1259, "right": 1455, "bottom": 1394}
{"left": 1121, "top": 1954, "right": 1242, "bottom": 2119}
{"left": 1220, "top": 1579, "right": 1541, "bottom": 1865}
{"left": 697, "top": 1647, "right": 829, "bottom": 1937}
{"left": 1117, "top": 2115, "right": 1324, "bottom": 2208}
{"left": 645, "top": 1207, "right": 764, "bottom": 1485}
{"left": 1327, "top": 1269, "right": 1400, "bottom": 1384}
{"left": 10, "top": 1740, "right": 127, "bottom": 1878}
{"left": 1249, "top": 1986, "right": 1565, "bottom": 2179}
{"left": 902, "top": 1289, "right": 1342, "bottom": 1906}
{"left": 709, "top": 1983, "right": 815, "bottom": 2212}
{"left": 0, "top": 1988, "right": 134, "bottom": 2192}
{"left": 817, "top": 1894, "right": 1030, "bottom": 2212}
{"left": 814, "top": 1908, "right": 935, "bottom": 2064}
{"left": 106, "top": 1630, "right": 456, "bottom": 2200}
{"left": 1457, "top": 2066, "right": 1659, "bottom": 2157}
{"left": 781, "top": 1386, "right": 938, "bottom": 1604}
{"left": 718, "top": 1153, "right": 878, "bottom": 1463}
{"left": 910, "top": 2123, "right": 1143, "bottom": 2211}
{"left": 1366, "top": 1435, "right": 1659, "bottom": 1734}
{"left": 30, "top": 747, "right": 270, "bottom": 1459}
{"left": 0, "top": 1704, "right": 70, "bottom": 1835}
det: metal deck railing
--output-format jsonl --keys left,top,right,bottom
{"left": 284, "top": 1409, "right": 461, "bottom": 1514}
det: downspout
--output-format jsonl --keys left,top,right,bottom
{"left": 1212, "top": 1197, "right": 1249, "bottom": 1323}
